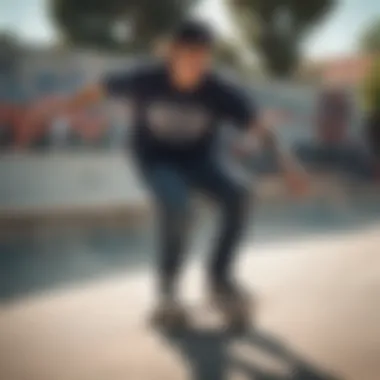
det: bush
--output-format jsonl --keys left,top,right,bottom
{"left": 362, "top": 54, "right": 380, "bottom": 113}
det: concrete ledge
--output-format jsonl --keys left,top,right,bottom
{"left": 1, "top": 152, "right": 379, "bottom": 231}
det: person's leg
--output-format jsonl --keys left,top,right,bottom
{"left": 188, "top": 157, "right": 251, "bottom": 286}
{"left": 140, "top": 162, "right": 190, "bottom": 300}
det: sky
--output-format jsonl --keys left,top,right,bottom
{"left": 0, "top": 0, "right": 379, "bottom": 59}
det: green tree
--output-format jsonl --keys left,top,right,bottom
{"left": 215, "top": 39, "right": 242, "bottom": 69}
{"left": 50, "top": 0, "right": 200, "bottom": 52}
{"left": 0, "top": 33, "right": 24, "bottom": 74}
{"left": 227, "top": 0, "right": 336, "bottom": 77}
{"left": 360, "top": 17, "right": 380, "bottom": 53}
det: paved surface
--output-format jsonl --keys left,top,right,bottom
{"left": 1, "top": 227, "right": 380, "bottom": 380}
{"left": 0, "top": 80, "right": 373, "bottom": 380}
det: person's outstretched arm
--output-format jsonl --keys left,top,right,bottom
{"left": 217, "top": 77, "right": 310, "bottom": 196}
{"left": 61, "top": 84, "right": 106, "bottom": 114}
{"left": 42, "top": 68, "right": 140, "bottom": 118}
{"left": 246, "top": 116, "right": 310, "bottom": 196}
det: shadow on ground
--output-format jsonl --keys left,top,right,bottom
{"left": 160, "top": 327, "right": 342, "bottom": 380}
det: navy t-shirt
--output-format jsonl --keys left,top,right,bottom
{"left": 103, "top": 62, "right": 257, "bottom": 161}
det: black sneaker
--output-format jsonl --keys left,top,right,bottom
{"left": 150, "top": 296, "right": 189, "bottom": 330}
{"left": 209, "top": 279, "right": 253, "bottom": 331}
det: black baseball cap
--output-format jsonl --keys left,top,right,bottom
{"left": 171, "top": 20, "right": 216, "bottom": 48}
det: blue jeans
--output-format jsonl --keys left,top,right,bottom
{"left": 138, "top": 155, "right": 250, "bottom": 297}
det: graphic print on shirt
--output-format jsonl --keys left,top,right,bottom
{"left": 146, "top": 101, "right": 211, "bottom": 144}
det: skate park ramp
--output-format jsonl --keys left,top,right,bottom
{"left": 0, "top": 227, "right": 380, "bottom": 380}
{"left": 1, "top": 152, "right": 380, "bottom": 301}
{"left": 1, "top": 152, "right": 380, "bottom": 380}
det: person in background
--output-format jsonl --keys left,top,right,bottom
{"left": 49, "top": 115, "right": 71, "bottom": 149}
{"left": 42, "top": 20, "right": 309, "bottom": 329}
{"left": 316, "top": 86, "right": 351, "bottom": 147}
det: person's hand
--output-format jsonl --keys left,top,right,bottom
{"left": 231, "top": 136, "right": 260, "bottom": 158}
{"left": 262, "top": 108, "right": 295, "bottom": 126}
{"left": 284, "top": 169, "right": 312, "bottom": 198}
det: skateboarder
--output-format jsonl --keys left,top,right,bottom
{"left": 49, "top": 20, "right": 309, "bottom": 328}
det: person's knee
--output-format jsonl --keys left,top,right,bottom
{"left": 150, "top": 168, "right": 188, "bottom": 215}
{"left": 220, "top": 181, "right": 251, "bottom": 212}
{"left": 160, "top": 187, "right": 188, "bottom": 213}
{"left": 158, "top": 193, "right": 189, "bottom": 237}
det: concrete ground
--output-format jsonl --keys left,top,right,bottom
{"left": 0, "top": 226, "right": 379, "bottom": 380}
